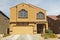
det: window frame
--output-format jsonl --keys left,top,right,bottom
{"left": 18, "top": 9, "right": 28, "bottom": 18}
{"left": 37, "top": 12, "right": 45, "bottom": 19}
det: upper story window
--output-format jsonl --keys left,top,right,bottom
{"left": 37, "top": 12, "right": 44, "bottom": 19}
{"left": 18, "top": 9, "right": 28, "bottom": 18}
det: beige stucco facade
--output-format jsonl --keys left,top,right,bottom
{"left": 0, "top": 11, "right": 9, "bottom": 34}
{"left": 10, "top": 3, "right": 48, "bottom": 34}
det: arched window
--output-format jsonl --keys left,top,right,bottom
{"left": 37, "top": 12, "right": 44, "bottom": 19}
{"left": 18, "top": 9, "right": 28, "bottom": 18}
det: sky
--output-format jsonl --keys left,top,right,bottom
{"left": 0, "top": 0, "right": 60, "bottom": 17}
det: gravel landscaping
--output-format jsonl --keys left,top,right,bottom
{"left": 0, "top": 34, "right": 60, "bottom": 40}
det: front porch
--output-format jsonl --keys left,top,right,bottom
{"left": 37, "top": 24, "right": 45, "bottom": 34}
{"left": 34, "top": 22, "right": 48, "bottom": 34}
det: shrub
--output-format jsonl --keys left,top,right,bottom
{"left": 41, "top": 30, "right": 57, "bottom": 38}
{"left": 41, "top": 33, "right": 48, "bottom": 39}
{"left": 45, "top": 30, "right": 53, "bottom": 34}
{"left": 49, "top": 33, "right": 57, "bottom": 38}
{"left": 3, "top": 33, "right": 10, "bottom": 37}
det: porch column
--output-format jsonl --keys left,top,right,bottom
{"left": 29, "top": 23, "right": 37, "bottom": 34}
{"left": 43, "top": 25, "right": 45, "bottom": 34}
{"left": 33, "top": 23, "right": 37, "bottom": 34}
{"left": 46, "top": 23, "right": 48, "bottom": 30}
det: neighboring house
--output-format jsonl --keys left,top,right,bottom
{"left": 47, "top": 15, "right": 60, "bottom": 34}
{"left": 10, "top": 3, "right": 48, "bottom": 34}
{"left": 0, "top": 11, "right": 9, "bottom": 34}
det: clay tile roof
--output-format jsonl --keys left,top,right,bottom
{"left": 57, "top": 15, "right": 60, "bottom": 18}
{"left": 48, "top": 15, "right": 58, "bottom": 20}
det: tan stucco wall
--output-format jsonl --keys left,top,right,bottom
{"left": 10, "top": 23, "right": 34, "bottom": 34}
{"left": 10, "top": 3, "right": 46, "bottom": 22}
{"left": 0, "top": 12, "right": 9, "bottom": 34}
{"left": 10, "top": 7, "right": 17, "bottom": 22}
{"left": 12, "top": 26, "right": 33, "bottom": 34}
{"left": 10, "top": 23, "right": 48, "bottom": 34}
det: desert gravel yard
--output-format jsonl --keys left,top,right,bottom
{"left": 1, "top": 34, "right": 60, "bottom": 40}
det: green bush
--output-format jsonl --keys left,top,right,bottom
{"left": 45, "top": 30, "right": 53, "bottom": 34}
{"left": 41, "top": 33, "right": 49, "bottom": 39}
{"left": 41, "top": 30, "right": 57, "bottom": 38}
{"left": 49, "top": 34, "right": 57, "bottom": 38}
{"left": 3, "top": 33, "right": 10, "bottom": 37}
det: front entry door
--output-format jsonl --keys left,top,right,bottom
{"left": 37, "top": 24, "right": 44, "bottom": 34}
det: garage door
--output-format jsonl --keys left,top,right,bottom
{"left": 12, "top": 26, "right": 33, "bottom": 34}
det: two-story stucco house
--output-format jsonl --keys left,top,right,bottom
{"left": 10, "top": 3, "right": 48, "bottom": 34}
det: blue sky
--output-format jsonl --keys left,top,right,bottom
{"left": 0, "top": 0, "right": 60, "bottom": 17}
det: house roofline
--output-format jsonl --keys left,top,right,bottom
{"left": 0, "top": 11, "right": 9, "bottom": 19}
